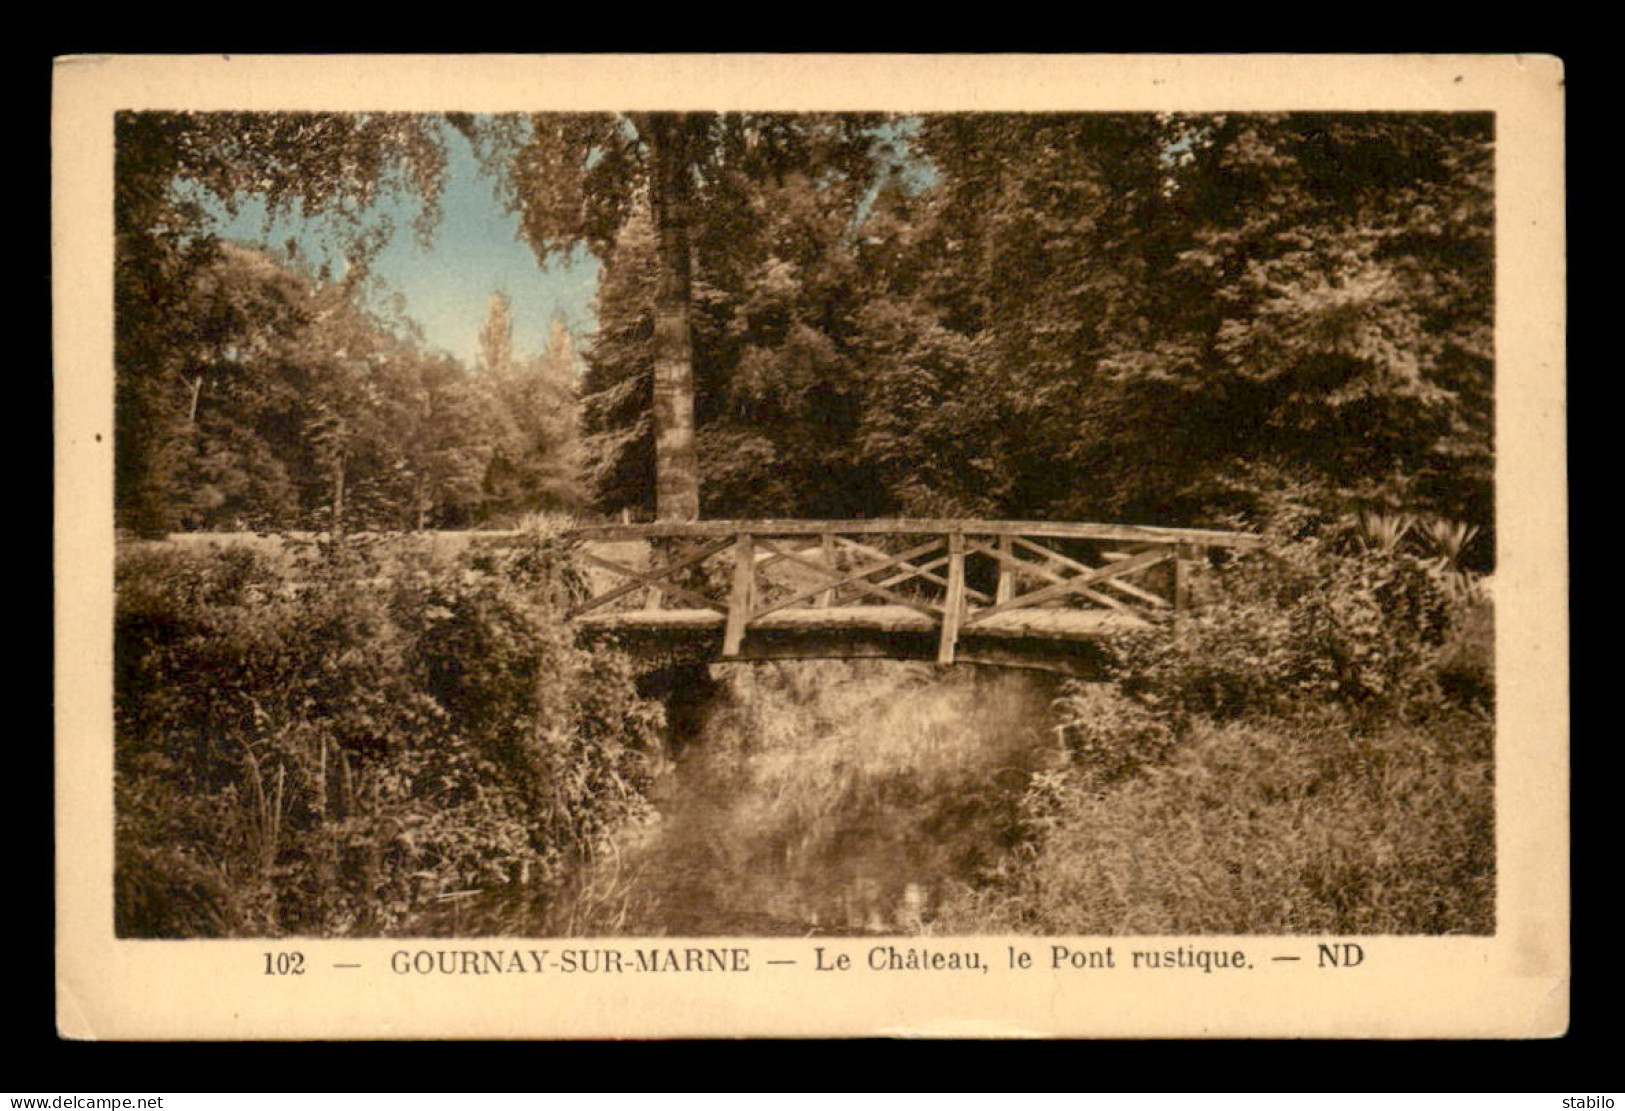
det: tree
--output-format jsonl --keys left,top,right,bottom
{"left": 477, "top": 294, "right": 584, "bottom": 519}
{"left": 690, "top": 168, "right": 889, "bottom": 518}
{"left": 640, "top": 114, "right": 703, "bottom": 521}
{"left": 477, "top": 291, "right": 516, "bottom": 377}
{"left": 583, "top": 174, "right": 884, "bottom": 519}
{"left": 468, "top": 113, "right": 692, "bottom": 519}
{"left": 167, "top": 242, "right": 314, "bottom": 530}
{"left": 1091, "top": 113, "right": 1495, "bottom": 529}
{"left": 115, "top": 111, "right": 451, "bottom": 535}
{"left": 472, "top": 112, "right": 886, "bottom": 521}
{"left": 117, "top": 110, "right": 1493, "bottom": 542}
{"left": 851, "top": 112, "right": 1494, "bottom": 535}
{"left": 579, "top": 206, "right": 659, "bottom": 517}
{"left": 118, "top": 230, "right": 514, "bottom": 533}
{"left": 116, "top": 111, "right": 571, "bottom": 533}
{"left": 397, "top": 351, "right": 499, "bottom": 529}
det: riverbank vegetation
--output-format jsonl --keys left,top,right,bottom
{"left": 937, "top": 520, "right": 1495, "bottom": 935}
{"left": 114, "top": 522, "right": 663, "bottom": 937}
{"left": 113, "top": 510, "right": 1493, "bottom": 937}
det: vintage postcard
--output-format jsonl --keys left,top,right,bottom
{"left": 54, "top": 53, "right": 1567, "bottom": 1039}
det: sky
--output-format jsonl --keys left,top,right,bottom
{"left": 199, "top": 116, "right": 940, "bottom": 370}
{"left": 205, "top": 127, "right": 600, "bottom": 369}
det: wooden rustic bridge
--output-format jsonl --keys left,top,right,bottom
{"left": 564, "top": 520, "right": 1262, "bottom": 677}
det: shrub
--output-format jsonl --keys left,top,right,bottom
{"left": 1050, "top": 682, "right": 1176, "bottom": 787}
{"left": 1109, "top": 531, "right": 1466, "bottom": 722}
{"left": 114, "top": 526, "right": 662, "bottom": 937}
{"left": 1431, "top": 593, "right": 1495, "bottom": 714}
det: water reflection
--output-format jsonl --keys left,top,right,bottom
{"left": 538, "top": 661, "right": 1063, "bottom": 936}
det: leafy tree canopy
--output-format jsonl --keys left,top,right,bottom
{"left": 115, "top": 110, "right": 1495, "bottom": 557}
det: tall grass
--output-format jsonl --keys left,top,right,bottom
{"left": 936, "top": 710, "right": 1493, "bottom": 934}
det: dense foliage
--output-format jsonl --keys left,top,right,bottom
{"left": 114, "top": 528, "right": 662, "bottom": 937}
{"left": 945, "top": 708, "right": 1494, "bottom": 935}
{"left": 118, "top": 110, "right": 1492, "bottom": 550}
{"left": 572, "top": 112, "right": 1493, "bottom": 549}
{"left": 938, "top": 530, "right": 1495, "bottom": 935}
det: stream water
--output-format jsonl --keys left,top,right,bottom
{"left": 534, "top": 661, "right": 1065, "bottom": 936}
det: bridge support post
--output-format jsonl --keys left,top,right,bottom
{"left": 722, "top": 531, "right": 755, "bottom": 657}
{"left": 645, "top": 538, "right": 666, "bottom": 611}
{"left": 938, "top": 529, "right": 966, "bottom": 665}
{"left": 818, "top": 531, "right": 837, "bottom": 608}
{"left": 1173, "top": 543, "right": 1195, "bottom": 612}
{"left": 996, "top": 533, "right": 1015, "bottom": 604}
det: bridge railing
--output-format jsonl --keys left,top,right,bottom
{"left": 562, "top": 520, "right": 1263, "bottom": 664}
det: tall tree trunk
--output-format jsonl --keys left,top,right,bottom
{"left": 645, "top": 114, "right": 702, "bottom": 521}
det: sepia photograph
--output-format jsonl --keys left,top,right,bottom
{"left": 55, "top": 54, "right": 1566, "bottom": 1039}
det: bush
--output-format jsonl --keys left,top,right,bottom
{"left": 1109, "top": 532, "right": 1466, "bottom": 722}
{"left": 1432, "top": 593, "right": 1495, "bottom": 714}
{"left": 1050, "top": 682, "right": 1176, "bottom": 787}
{"left": 114, "top": 526, "right": 662, "bottom": 937}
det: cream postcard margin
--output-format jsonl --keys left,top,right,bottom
{"left": 53, "top": 54, "right": 1567, "bottom": 1040}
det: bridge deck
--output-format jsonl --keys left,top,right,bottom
{"left": 575, "top": 604, "right": 1150, "bottom": 642}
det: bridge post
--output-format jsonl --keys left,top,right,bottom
{"left": 722, "top": 531, "right": 755, "bottom": 657}
{"left": 938, "top": 529, "right": 967, "bottom": 665}
{"left": 995, "top": 533, "right": 1015, "bottom": 604}
{"left": 819, "top": 531, "right": 837, "bottom": 608}
{"left": 1173, "top": 543, "right": 1194, "bottom": 612}
{"left": 644, "top": 543, "right": 664, "bottom": 611}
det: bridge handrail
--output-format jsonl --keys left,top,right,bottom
{"left": 564, "top": 519, "right": 1268, "bottom": 665}
{"left": 563, "top": 518, "right": 1263, "bottom": 549}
